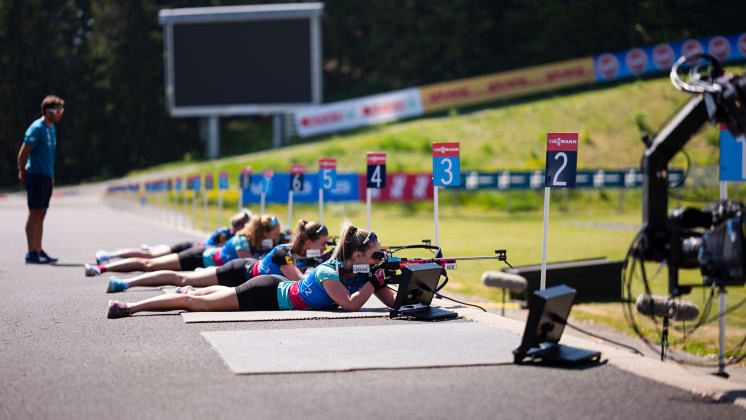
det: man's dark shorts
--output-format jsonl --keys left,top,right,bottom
{"left": 25, "top": 173, "right": 53, "bottom": 209}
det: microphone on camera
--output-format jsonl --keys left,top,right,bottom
{"left": 635, "top": 294, "right": 699, "bottom": 321}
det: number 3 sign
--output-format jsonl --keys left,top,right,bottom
{"left": 545, "top": 133, "right": 578, "bottom": 188}
{"left": 432, "top": 142, "right": 460, "bottom": 187}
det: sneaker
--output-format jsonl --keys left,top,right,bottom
{"left": 174, "top": 285, "right": 196, "bottom": 294}
{"left": 96, "top": 250, "right": 111, "bottom": 264}
{"left": 25, "top": 251, "right": 51, "bottom": 264}
{"left": 39, "top": 250, "right": 58, "bottom": 263}
{"left": 107, "top": 277, "right": 128, "bottom": 293}
{"left": 84, "top": 263, "right": 102, "bottom": 277}
{"left": 107, "top": 300, "right": 130, "bottom": 319}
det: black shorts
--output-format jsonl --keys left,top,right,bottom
{"left": 25, "top": 173, "right": 53, "bottom": 209}
{"left": 216, "top": 258, "right": 257, "bottom": 287}
{"left": 234, "top": 275, "right": 284, "bottom": 311}
{"left": 169, "top": 241, "right": 195, "bottom": 254}
{"left": 177, "top": 246, "right": 205, "bottom": 271}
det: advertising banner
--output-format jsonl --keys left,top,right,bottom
{"left": 419, "top": 58, "right": 595, "bottom": 112}
{"left": 358, "top": 173, "right": 433, "bottom": 202}
{"left": 294, "top": 88, "right": 423, "bottom": 137}
{"left": 243, "top": 173, "right": 360, "bottom": 203}
{"left": 594, "top": 33, "right": 746, "bottom": 82}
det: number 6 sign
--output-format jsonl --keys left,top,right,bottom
{"left": 545, "top": 133, "right": 578, "bottom": 188}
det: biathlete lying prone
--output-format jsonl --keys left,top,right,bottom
{"left": 105, "top": 219, "right": 329, "bottom": 292}
{"left": 94, "top": 210, "right": 252, "bottom": 264}
{"left": 85, "top": 214, "right": 280, "bottom": 276}
{"left": 107, "top": 223, "right": 394, "bottom": 318}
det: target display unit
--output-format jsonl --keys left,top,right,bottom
{"left": 158, "top": 3, "right": 324, "bottom": 154}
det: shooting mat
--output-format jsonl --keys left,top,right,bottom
{"left": 201, "top": 322, "right": 519, "bottom": 374}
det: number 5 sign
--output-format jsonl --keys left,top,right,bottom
{"left": 318, "top": 158, "right": 336, "bottom": 224}
{"left": 432, "top": 142, "right": 460, "bottom": 187}
{"left": 545, "top": 133, "right": 578, "bottom": 188}
{"left": 319, "top": 158, "right": 337, "bottom": 190}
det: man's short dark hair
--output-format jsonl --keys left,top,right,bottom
{"left": 41, "top": 95, "right": 64, "bottom": 114}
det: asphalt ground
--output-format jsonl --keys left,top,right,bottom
{"left": 1, "top": 188, "right": 744, "bottom": 420}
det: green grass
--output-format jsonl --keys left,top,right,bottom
{"left": 130, "top": 74, "right": 729, "bottom": 182}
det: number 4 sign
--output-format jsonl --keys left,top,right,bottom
{"left": 366, "top": 152, "right": 386, "bottom": 230}
{"left": 367, "top": 152, "right": 387, "bottom": 189}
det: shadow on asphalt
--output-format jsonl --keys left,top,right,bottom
{"left": 50, "top": 262, "right": 86, "bottom": 267}
{"left": 516, "top": 358, "right": 608, "bottom": 371}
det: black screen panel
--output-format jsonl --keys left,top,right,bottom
{"left": 172, "top": 19, "right": 312, "bottom": 107}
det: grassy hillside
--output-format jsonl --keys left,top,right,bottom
{"left": 133, "top": 75, "right": 723, "bottom": 179}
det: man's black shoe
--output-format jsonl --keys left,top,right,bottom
{"left": 40, "top": 250, "right": 58, "bottom": 263}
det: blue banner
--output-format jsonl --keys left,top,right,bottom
{"left": 242, "top": 173, "right": 360, "bottom": 204}
{"left": 594, "top": 33, "right": 745, "bottom": 82}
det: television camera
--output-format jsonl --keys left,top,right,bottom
{"left": 631, "top": 53, "right": 746, "bottom": 376}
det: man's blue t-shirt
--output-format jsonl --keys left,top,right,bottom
{"left": 23, "top": 117, "right": 56, "bottom": 179}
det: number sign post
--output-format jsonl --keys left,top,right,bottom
{"left": 239, "top": 167, "right": 252, "bottom": 211}
{"left": 541, "top": 132, "right": 579, "bottom": 290}
{"left": 318, "top": 158, "right": 336, "bottom": 224}
{"left": 366, "top": 152, "right": 387, "bottom": 230}
{"left": 218, "top": 171, "right": 228, "bottom": 220}
{"left": 204, "top": 173, "right": 214, "bottom": 230}
{"left": 175, "top": 177, "right": 186, "bottom": 228}
{"left": 432, "top": 142, "right": 461, "bottom": 246}
{"left": 288, "top": 164, "right": 304, "bottom": 226}
{"left": 261, "top": 169, "right": 273, "bottom": 214}
{"left": 191, "top": 175, "right": 201, "bottom": 229}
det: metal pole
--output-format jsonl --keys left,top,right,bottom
{"left": 319, "top": 188, "right": 324, "bottom": 225}
{"left": 260, "top": 192, "right": 266, "bottom": 214}
{"left": 218, "top": 190, "right": 223, "bottom": 226}
{"left": 540, "top": 187, "right": 551, "bottom": 290}
{"left": 192, "top": 191, "right": 197, "bottom": 230}
{"left": 366, "top": 188, "right": 372, "bottom": 231}
{"left": 720, "top": 181, "right": 728, "bottom": 200}
{"left": 203, "top": 191, "right": 209, "bottom": 231}
{"left": 272, "top": 114, "right": 284, "bottom": 148}
{"left": 287, "top": 190, "right": 294, "bottom": 227}
{"left": 206, "top": 116, "right": 220, "bottom": 159}
{"left": 716, "top": 287, "right": 728, "bottom": 377}
{"left": 433, "top": 186, "right": 440, "bottom": 246}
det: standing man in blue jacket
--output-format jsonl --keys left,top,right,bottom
{"left": 17, "top": 95, "right": 64, "bottom": 264}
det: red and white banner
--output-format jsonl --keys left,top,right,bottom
{"left": 294, "top": 88, "right": 423, "bottom": 137}
{"left": 358, "top": 173, "right": 433, "bottom": 202}
{"left": 290, "top": 164, "right": 304, "bottom": 175}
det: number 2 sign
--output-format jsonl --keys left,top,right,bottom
{"left": 432, "top": 142, "right": 460, "bottom": 187}
{"left": 545, "top": 133, "right": 578, "bottom": 188}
